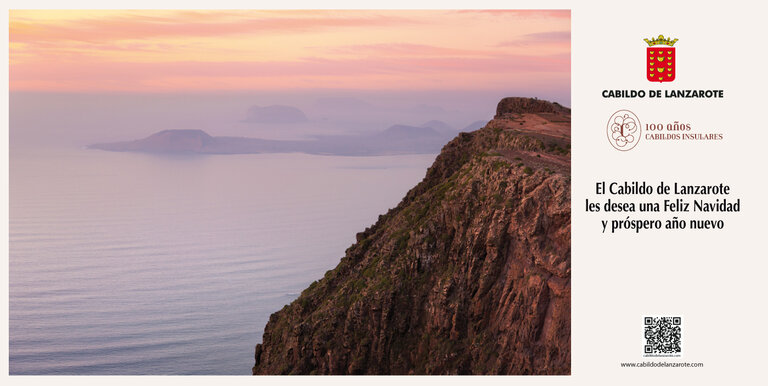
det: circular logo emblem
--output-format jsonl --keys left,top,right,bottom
{"left": 607, "top": 110, "right": 641, "bottom": 151}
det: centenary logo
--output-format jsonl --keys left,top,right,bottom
{"left": 645, "top": 34, "right": 678, "bottom": 83}
{"left": 607, "top": 110, "right": 641, "bottom": 151}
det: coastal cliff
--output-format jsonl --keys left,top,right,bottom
{"left": 252, "top": 97, "right": 571, "bottom": 375}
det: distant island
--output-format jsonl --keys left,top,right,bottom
{"left": 88, "top": 123, "right": 465, "bottom": 156}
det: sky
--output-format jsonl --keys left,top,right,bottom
{"left": 9, "top": 10, "right": 570, "bottom": 94}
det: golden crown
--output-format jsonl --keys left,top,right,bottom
{"left": 644, "top": 34, "right": 678, "bottom": 46}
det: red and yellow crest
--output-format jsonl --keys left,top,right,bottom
{"left": 645, "top": 34, "right": 678, "bottom": 83}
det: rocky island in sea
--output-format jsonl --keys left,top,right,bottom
{"left": 88, "top": 123, "right": 458, "bottom": 157}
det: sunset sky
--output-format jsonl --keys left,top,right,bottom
{"left": 9, "top": 10, "right": 570, "bottom": 93}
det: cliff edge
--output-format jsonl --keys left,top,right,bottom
{"left": 252, "top": 97, "right": 571, "bottom": 375}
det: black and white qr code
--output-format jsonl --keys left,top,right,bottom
{"left": 644, "top": 316, "right": 682, "bottom": 356}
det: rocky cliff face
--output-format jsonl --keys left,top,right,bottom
{"left": 252, "top": 97, "right": 571, "bottom": 375}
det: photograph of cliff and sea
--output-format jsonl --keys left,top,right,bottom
{"left": 9, "top": 10, "right": 571, "bottom": 375}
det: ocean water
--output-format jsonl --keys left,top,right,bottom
{"left": 9, "top": 146, "right": 436, "bottom": 375}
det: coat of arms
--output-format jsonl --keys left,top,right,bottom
{"left": 645, "top": 35, "right": 678, "bottom": 83}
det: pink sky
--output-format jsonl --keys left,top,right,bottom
{"left": 9, "top": 10, "right": 570, "bottom": 93}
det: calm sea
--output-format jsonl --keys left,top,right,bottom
{"left": 9, "top": 146, "right": 435, "bottom": 375}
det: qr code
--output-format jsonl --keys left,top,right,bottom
{"left": 644, "top": 316, "right": 682, "bottom": 356}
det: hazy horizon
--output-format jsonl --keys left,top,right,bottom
{"left": 10, "top": 89, "right": 570, "bottom": 149}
